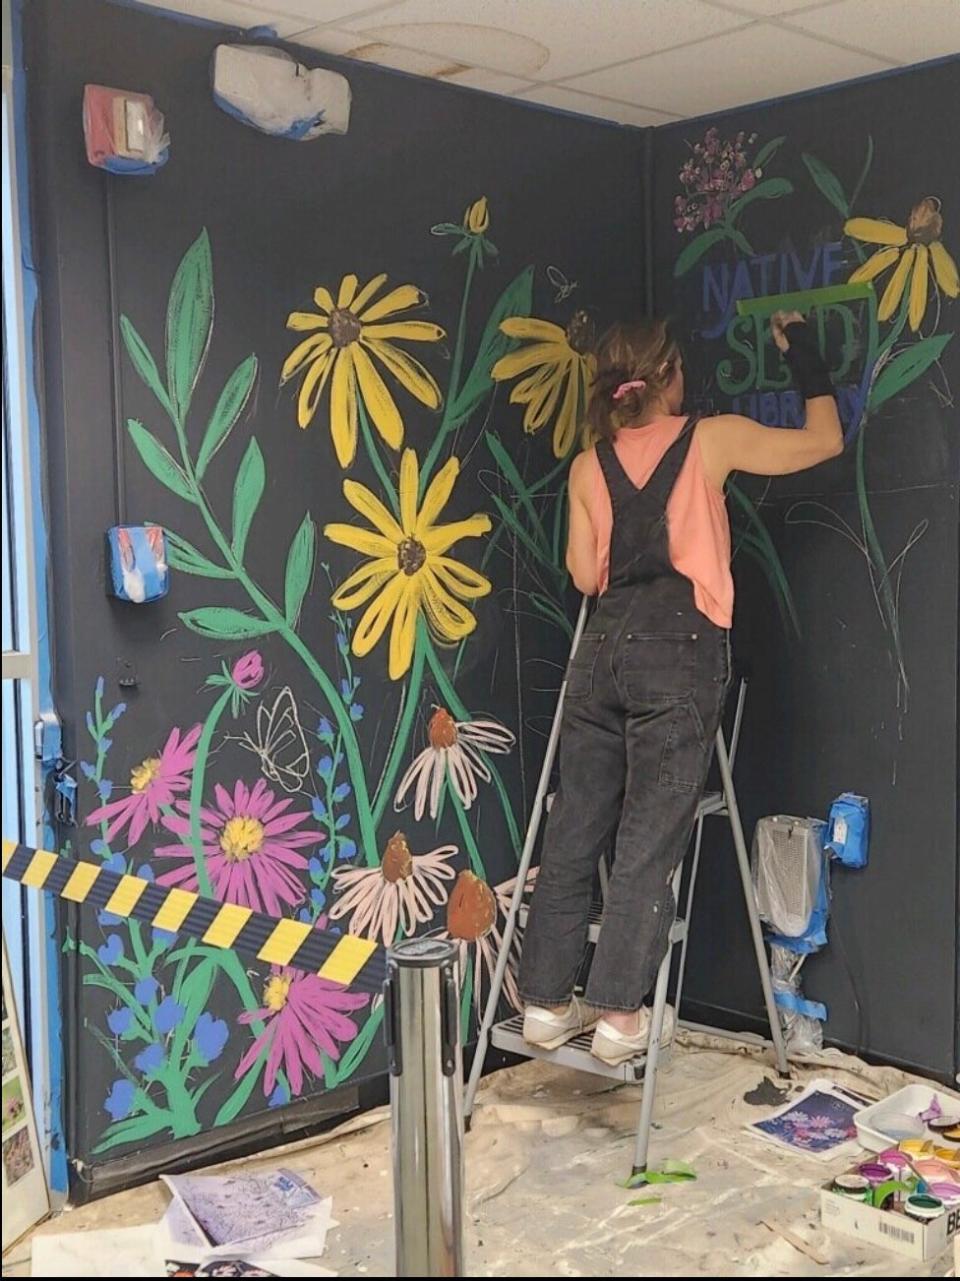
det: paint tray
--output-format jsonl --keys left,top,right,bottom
{"left": 854, "top": 1085, "right": 960, "bottom": 1153}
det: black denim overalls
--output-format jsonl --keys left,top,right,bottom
{"left": 519, "top": 417, "right": 732, "bottom": 1011}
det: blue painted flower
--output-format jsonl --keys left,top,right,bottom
{"left": 308, "top": 857, "right": 324, "bottom": 878}
{"left": 194, "top": 1012, "right": 228, "bottom": 1065}
{"left": 269, "top": 1082, "right": 290, "bottom": 1109}
{"left": 350, "top": 702, "right": 364, "bottom": 722}
{"left": 96, "top": 676, "right": 105, "bottom": 699}
{"left": 134, "top": 975, "right": 158, "bottom": 1004}
{"left": 137, "top": 864, "right": 155, "bottom": 883}
{"left": 104, "top": 852, "right": 127, "bottom": 874}
{"left": 107, "top": 1007, "right": 133, "bottom": 1036}
{"left": 104, "top": 1079, "right": 136, "bottom": 1121}
{"left": 338, "top": 839, "right": 357, "bottom": 861}
{"left": 311, "top": 798, "right": 328, "bottom": 823}
{"left": 310, "top": 887, "right": 326, "bottom": 909}
{"left": 152, "top": 928, "right": 176, "bottom": 949}
{"left": 97, "top": 934, "right": 124, "bottom": 965}
{"left": 98, "top": 910, "right": 123, "bottom": 928}
{"left": 333, "top": 782, "right": 352, "bottom": 803}
{"left": 97, "top": 779, "right": 113, "bottom": 802}
{"left": 316, "top": 716, "right": 333, "bottom": 742}
{"left": 135, "top": 1043, "right": 165, "bottom": 1074}
{"left": 317, "top": 755, "right": 334, "bottom": 781}
{"left": 90, "top": 838, "right": 108, "bottom": 857}
{"left": 154, "top": 995, "right": 185, "bottom": 1034}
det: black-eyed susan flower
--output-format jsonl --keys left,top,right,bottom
{"left": 281, "top": 274, "right": 445, "bottom": 466}
{"left": 846, "top": 197, "right": 959, "bottom": 332}
{"left": 324, "top": 449, "right": 491, "bottom": 680}
{"left": 491, "top": 310, "right": 596, "bottom": 458}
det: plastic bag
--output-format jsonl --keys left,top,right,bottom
{"left": 826, "top": 792, "right": 870, "bottom": 868}
{"left": 752, "top": 815, "right": 824, "bottom": 938}
{"left": 83, "top": 85, "right": 169, "bottom": 174}
{"left": 771, "top": 944, "right": 824, "bottom": 1054}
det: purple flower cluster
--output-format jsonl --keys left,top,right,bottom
{"left": 674, "top": 127, "right": 760, "bottom": 233}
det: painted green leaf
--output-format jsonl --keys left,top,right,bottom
{"left": 869, "top": 333, "right": 953, "bottom": 412}
{"left": 180, "top": 607, "right": 276, "bottom": 640}
{"left": 127, "top": 419, "right": 195, "bottom": 503}
{"left": 726, "top": 176, "right": 793, "bottom": 222}
{"left": 165, "top": 530, "right": 233, "bottom": 579}
{"left": 119, "top": 315, "right": 174, "bottom": 415}
{"left": 93, "top": 1109, "right": 165, "bottom": 1154}
{"left": 752, "top": 135, "right": 786, "bottom": 170}
{"left": 197, "top": 354, "right": 258, "bottom": 480}
{"left": 485, "top": 432, "right": 550, "bottom": 554}
{"left": 165, "top": 228, "right": 214, "bottom": 421}
{"left": 673, "top": 227, "right": 729, "bottom": 278}
{"left": 490, "top": 493, "right": 553, "bottom": 566}
{"left": 215, "top": 1049, "right": 266, "bottom": 1127}
{"left": 232, "top": 437, "right": 265, "bottom": 559}
{"left": 452, "top": 264, "right": 535, "bottom": 421}
{"left": 284, "top": 513, "right": 316, "bottom": 627}
{"left": 802, "top": 153, "right": 848, "bottom": 218}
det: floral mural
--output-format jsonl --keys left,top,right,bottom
{"left": 75, "top": 206, "right": 569, "bottom": 1152}
{"left": 672, "top": 127, "right": 956, "bottom": 702}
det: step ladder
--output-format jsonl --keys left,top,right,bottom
{"left": 464, "top": 599, "right": 790, "bottom": 1176}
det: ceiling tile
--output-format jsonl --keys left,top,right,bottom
{"left": 236, "top": 0, "right": 403, "bottom": 20}
{"left": 131, "top": 1, "right": 311, "bottom": 37}
{"left": 514, "top": 84, "right": 678, "bottom": 127}
{"left": 344, "top": 0, "right": 748, "bottom": 80}
{"left": 786, "top": 0, "right": 960, "bottom": 65}
{"left": 563, "top": 23, "right": 892, "bottom": 116}
{"left": 445, "top": 68, "right": 538, "bottom": 95}
{"left": 290, "top": 26, "right": 373, "bottom": 56}
{"left": 699, "top": 0, "right": 840, "bottom": 15}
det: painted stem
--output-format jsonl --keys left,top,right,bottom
{"left": 419, "top": 252, "right": 478, "bottom": 497}
{"left": 372, "top": 639, "right": 425, "bottom": 829}
{"left": 423, "top": 637, "right": 521, "bottom": 858}
{"left": 187, "top": 687, "right": 232, "bottom": 897}
{"left": 162, "top": 402, "right": 380, "bottom": 866}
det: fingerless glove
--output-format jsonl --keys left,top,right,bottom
{"left": 783, "top": 322, "right": 834, "bottom": 400}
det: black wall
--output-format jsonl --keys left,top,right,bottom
{"left": 651, "top": 59, "right": 959, "bottom": 1080}
{"left": 26, "top": 0, "right": 644, "bottom": 1192}
{"left": 23, "top": 0, "right": 959, "bottom": 1197}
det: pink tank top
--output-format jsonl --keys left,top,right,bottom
{"left": 590, "top": 416, "right": 733, "bottom": 628}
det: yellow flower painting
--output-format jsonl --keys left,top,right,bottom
{"left": 281, "top": 274, "right": 445, "bottom": 466}
{"left": 846, "top": 197, "right": 959, "bottom": 331}
{"left": 491, "top": 311, "right": 596, "bottom": 458}
{"left": 324, "top": 449, "right": 491, "bottom": 679}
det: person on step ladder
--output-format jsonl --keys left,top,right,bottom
{"left": 519, "top": 311, "right": 840, "bottom": 1066}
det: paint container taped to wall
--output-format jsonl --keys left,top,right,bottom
{"left": 106, "top": 525, "right": 169, "bottom": 603}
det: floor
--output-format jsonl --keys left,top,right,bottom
{"left": 4, "top": 1031, "right": 958, "bottom": 1277}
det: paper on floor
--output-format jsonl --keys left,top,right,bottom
{"left": 31, "top": 1225, "right": 159, "bottom": 1277}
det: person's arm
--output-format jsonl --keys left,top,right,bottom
{"left": 565, "top": 451, "right": 599, "bottom": 597}
{"left": 698, "top": 311, "right": 843, "bottom": 486}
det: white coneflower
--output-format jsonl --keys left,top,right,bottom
{"left": 328, "top": 832, "right": 457, "bottom": 946}
{"left": 394, "top": 707, "right": 515, "bottom": 820}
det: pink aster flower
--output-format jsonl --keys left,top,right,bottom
{"left": 231, "top": 651, "right": 264, "bottom": 690}
{"left": 157, "top": 779, "right": 321, "bottom": 914}
{"left": 235, "top": 967, "right": 369, "bottom": 1096}
{"left": 86, "top": 724, "right": 201, "bottom": 847}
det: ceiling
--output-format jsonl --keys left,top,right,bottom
{"left": 132, "top": 0, "right": 959, "bottom": 124}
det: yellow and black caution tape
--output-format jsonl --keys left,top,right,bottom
{"left": 1, "top": 841, "right": 385, "bottom": 994}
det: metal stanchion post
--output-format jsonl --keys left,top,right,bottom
{"left": 384, "top": 937, "right": 464, "bottom": 1278}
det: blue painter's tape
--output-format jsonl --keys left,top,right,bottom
{"left": 826, "top": 793, "right": 870, "bottom": 868}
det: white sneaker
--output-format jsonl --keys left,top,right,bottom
{"left": 590, "top": 1005, "right": 676, "bottom": 1066}
{"left": 523, "top": 995, "right": 600, "bottom": 1050}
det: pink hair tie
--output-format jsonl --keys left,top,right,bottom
{"left": 613, "top": 379, "right": 646, "bottom": 401}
